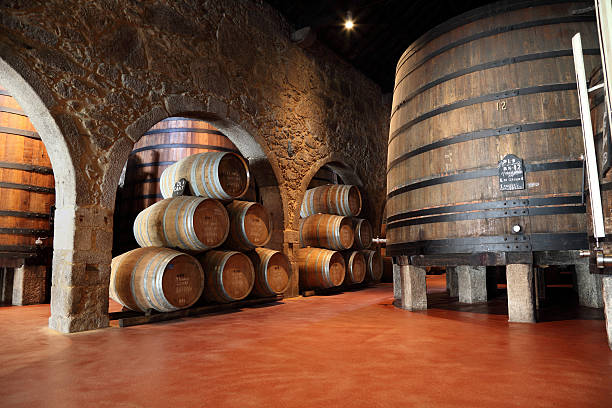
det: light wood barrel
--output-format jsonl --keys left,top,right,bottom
{"left": 352, "top": 218, "right": 373, "bottom": 249}
{"left": 160, "top": 151, "right": 250, "bottom": 200}
{"left": 300, "top": 184, "right": 362, "bottom": 218}
{"left": 361, "top": 250, "right": 383, "bottom": 282}
{"left": 199, "top": 250, "right": 255, "bottom": 303}
{"left": 248, "top": 248, "right": 290, "bottom": 296}
{"left": 133, "top": 196, "right": 229, "bottom": 252}
{"left": 110, "top": 247, "right": 204, "bottom": 312}
{"left": 0, "top": 86, "right": 54, "bottom": 262}
{"left": 387, "top": 2, "right": 597, "bottom": 259}
{"left": 297, "top": 247, "right": 345, "bottom": 289}
{"left": 342, "top": 251, "right": 366, "bottom": 284}
{"left": 299, "top": 214, "right": 354, "bottom": 250}
{"left": 225, "top": 200, "right": 271, "bottom": 250}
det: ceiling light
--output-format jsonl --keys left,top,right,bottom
{"left": 344, "top": 11, "right": 354, "bottom": 30}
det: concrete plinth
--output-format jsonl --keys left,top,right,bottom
{"left": 446, "top": 266, "right": 458, "bottom": 297}
{"left": 12, "top": 265, "right": 46, "bottom": 306}
{"left": 603, "top": 276, "right": 612, "bottom": 350}
{"left": 400, "top": 264, "right": 427, "bottom": 311}
{"left": 393, "top": 263, "right": 401, "bottom": 300}
{"left": 457, "top": 265, "right": 487, "bottom": 304}
{"left": 574, "top": 261, "right": 604, "bottom": 308}
{"left": 506, "top": 264, "right": 536, "bottom": 323}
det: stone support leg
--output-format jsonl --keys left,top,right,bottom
{"left": 12, "top": 265, "right": 46, "bottom": 306}
{"left": 393, "top": 262, "right": 401, "bottom": 300}
{"left": 603, "top": 276, "right": 612, "bottom": 350}
{"left": 400, "top": 262, "right": 427, "bottom": 311}
{"left": 574, "top": 260, "right": 604, "bottom": 308}
{"left": 446, "top": 266, "right": 458, "bottom": 297}
{"left": 457, "top": 265, "right": 487, "bottom": 304}
{"left": 506, "top": 264, "right": 536, "bottom": 323}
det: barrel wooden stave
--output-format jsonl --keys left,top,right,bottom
{"left": 110, "top": 247, "right": 205, "bottom": 312}
{"left": 133, "top": 196, "right": 229, "bottom": 251}
{"left": 342, "top": 251, "right": 366, "bottom": 284}
{"left": 297, "top": 247, "right": 345, "bottom": 289}
{"left": 199, "top": 250, "right": 255, "bottom": 303}
{"left": 361, "top": 250, "right": 383, "bottom": 282}
{"left": 387, "top": 3, "right": 596, "bottom": 256}
{"left": 300, "top": 184, "right": 362, "bottom": 218}
{"left": 248, "top": 248, "right": 290, "bottom": 296}
{"left": 299, "top": 214, "right": 354, "bottom": 251}
{"left": 352, "top": 218, "right": 373, "bottom": 249}
{"left": 225, "top": 200, "right": 271, "bottom": 251}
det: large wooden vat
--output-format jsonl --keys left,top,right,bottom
{"left": 297, "top": 247, "right": 345, "bottom": 289}
{"left": 225, "top": 200, "right": 271, "bottom": 250}
{"left": 248, "top": 248, "right": 291, "bottom": 296}
{"left": 110, "top": 247, "right": 204, "bottom": 312}
{"left": 386, "top": 2, "right": 598, "bottom": 259}
{"left": 199, "top": 250, "right": 255, "bottom": 303}
{"left": 133, "top": 196, "right": 229, "bottom": 251}
{"left": 299, "top": 214, "right": 354, "bottom": 251}
{"left": 0, "top": 86, "right": 54, "bottom": 263}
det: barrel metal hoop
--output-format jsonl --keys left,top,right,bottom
{"left": 0, "top": 105, "right": 26, "bottom": 116}
{"left": 191, "top": 154, "right": 204, "bottom": 197}
{"left": 135, "top": 160, "right": 176, "bottom": 169}
{"left": 142, "top": 128, "right": 226, "bottom": 137}
{"left": 262, "top": 251, "right": 273, "bottom": 294}
{"left": 240, "top": 203, "right": 252, "bottom": 249}
{"left": 387, "top": 160, "right": 583, "bottom": 199}
{"left": 0, "top": 126, "right": 40, "bottom": 140}
{"left": 600, "top": 182, "right": 612, "bottom": 191}
{"left": 0, "top": 228, "right": 50, "bottom": 236}
{"left": 218, "top": 252, "right": 234, "bottom": 302}
{"left": 387, "top": 119, "right": 581, "bottom": 173}
{"left": 0, "top": 182, "right": 54, "bottom": 194}
{"left": 323, "top": 251, "right": 332, "bottom": 288}
{"left": 152, "top": 251, "right": 177, "bottom": 312}
{"left": 172, "top": 198, "right": 191, "bottom": 250}
{"left": 0, "top": 161, "right": 53, "bottom": 175}
{"left": 130, "top": 143, "right": 237, "bottom": 155}
{"left": 0, "top": 210, "right": 49, "bottom": 219}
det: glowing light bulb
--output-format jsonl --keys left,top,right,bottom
{"left": 345, "top": 19, "right": 354, "bottom": 29}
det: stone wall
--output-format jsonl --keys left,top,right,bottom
{"left": 0, "top": 0, "right": 389, "bottom": 332}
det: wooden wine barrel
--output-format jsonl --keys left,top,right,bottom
{"left": 361, "top": 250, "right": 383, "bottom": 282}
{"left": 342, "top": 251, "right": 366, "bottom": 284}
{"left": 352, "top": 218, "right": 373, "bottom": 249}
{"left": 299, "top": 214, "right": 354, "bottom": 251}
{"left": 133, "top": 196, "right": 229, "bottom": 252}
{"left": 248, "top": 248, "right": 291, "bottom": 296}
{"left": 160, "top": 151, "right": 250, "bottom": 200}
{"left": 110, "top": 247, "right": 204, "bottom": 312}
{"left": 300, "top": 184, "right": 362, "bottom": 218}
{"left": 308, "top": 166, "right": 339, "bottom": 188}
{"left": 225, "top": 200, "right": 271, "bottom": 250}
{"left": 198, "top": 250, "right": 255, "bottom": 303}
{"left": 297, "top": 247, "right": 345, "bottom": 289}
{"left": 387, "top": 2, "right": 597, "bottom": 259}
{"left": 0, "top": 86, "right": 54, "bottom": 263}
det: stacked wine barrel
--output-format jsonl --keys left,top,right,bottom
{"left": 298, "top": 184, "right": 382, "bottom": 291}
{"left": 111, "top": 145, "right": 290, "bottom": 314}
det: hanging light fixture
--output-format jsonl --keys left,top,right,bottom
{"left": 344, "top": 11, "right": 354, "bottom": 30}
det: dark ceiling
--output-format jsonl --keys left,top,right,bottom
{"left": 266, "top": 0, "right": 498, "bottom": 92}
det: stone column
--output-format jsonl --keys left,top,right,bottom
{"left": 12, "top": 265, "right": 46, "bottom": 306}
{"left": 446, "top": 266, "right": 458, "bottom": 297}
{"left": 506, "top": 264, "right": 536, "bottom": 323}
{"left": 603, "top": 276, "right": 612, "bottom": 350}
{"left": 574, "top": 260, "right": 604, "bottom": 308}
{"left": 282, "top": 229, "right": 300, "bottom": 298}
{"left": 393, "top": 262, "right": 401, "bottom": 300}
{"left": 457, "top": 265, "right": 487, "bottom": 303}
{"left": 48, "top": 205, "right": 112, "bottom": 333}
{"left": 399, "top": 257, "right": 427, "bottom": 311}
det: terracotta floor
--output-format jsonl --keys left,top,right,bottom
{"left": 0, "top": 275, "right": 611, "bottom": 408}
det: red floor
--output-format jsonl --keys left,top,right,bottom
{"left": 0, "top": 275, "right": 611, "bottom": 407}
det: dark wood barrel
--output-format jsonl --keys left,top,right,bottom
{"left": 352, "top": 218, "right": 373, "bottom": 249}
{"left": 225, "top": 200, "right": 271, "bottom": 250}
{"left": 297, "top": 247, "right": 345, "bottom": 289}
{"left": 110, "top": 247, "right": 204, "bottom": 312}
{"left": 386, "top": 2, "right": 598, "bottom": 259}
{"left": 300, "top": 185, "right": 362, "bottom": 218}
{"left": 248, "top": 248, "right": 291, "bottom": 296}
{"left": 198, "top": 250, "right": 255, "bottom": 303}
{"left": 361, "top": 250, "right": 383, "bottom": 282}
{"left": 160, "top": 151, "right": 250, "bottom": 200}
{"left": 308, "top": 166, "right": 340, "bottom": 188}
{"left": 133, "top": 196, "right": 229, "bottom": 252}
{"left": 299, "top": 214, "right": 354, "bottom": 251}
{"left": 342, "top": 251, "right": 366, "bottom": 284}
{"left": 0, "top": 86, "right": 54, "bottom": 263}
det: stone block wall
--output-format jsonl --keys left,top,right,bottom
{"left": 0, "top": 0, "right": 389, "bottom": 332}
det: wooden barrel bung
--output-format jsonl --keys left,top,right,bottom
{"left": 342, "top": 251, "right": 366, "bottom": 284}
{"left": 160, "top": 151, "right": 250, "bottom": 200}
{"left": 0, "top": 85, "right": 55, "bottom": 262}
{"left": 248, "top": 248, "right": 291, "bottom": 296}
{"left": 352, "top": 218, "right": 373, "bottom": 249}
{"left": 299, "top": 214, "right": 354, "bottom": 251}
{"left": 300, "top": 184, "right": 362, "bottom": 218}
{"left": 199, "top": 250, "right": 255, "bottom": 303}
{"left": 225, "top": 200, "right": 272, "bottom": 250}
{"left": 133, "top": 196, "right": 229, "bottom": 252}
{"left": 387, "top": 2, "right": 596, "bottom": 259}
{"left": 297, "top": 247, "right": 345, "bottom": 289}
{"left": 110, "top": 247, "right": 204, "bottom": 312}
{"left": 361, "top": 250, "right": 383, "bottom": 282}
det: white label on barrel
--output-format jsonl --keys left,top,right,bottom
{"left": 498, "top": 154, "right": 525, "bottom": 191}
{"left": 172, "top": 178, "right": 188, "bottom": 197}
